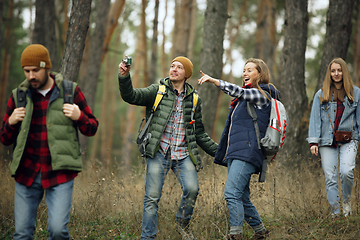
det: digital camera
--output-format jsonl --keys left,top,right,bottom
{"left": 122, "top": 56, "right": 132, "bottom": 66}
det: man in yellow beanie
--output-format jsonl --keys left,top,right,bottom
{"left": 118, "top": 56, "right": 218, "bottom": 239}
{"left": 0, "top": 44, "right": 99, "bottom": 239}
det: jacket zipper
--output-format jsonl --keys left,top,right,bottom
{"left": 224, "top": 100, "right": 240, "bottom": 161}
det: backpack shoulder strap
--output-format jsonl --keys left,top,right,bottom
{"left": 246, "top": 102, "right": 261, "bottom": 150}
{"left": 190, "top": 92, "right": 198, "bottom": 124}
{"left": 192, "top": 92, "right": 198, "bottom": 109}
{"left": 63, "top": 80, "right": 74, "bottom": 104}
{"left": 136, "top": 84, "right": 166, "bottom": 146}
{"left": 152, "top": 84, "right": 166, "bottom": 111}
{"left": 14, "top": 88, "right": 27, "bottom": 108}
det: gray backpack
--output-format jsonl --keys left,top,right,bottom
{"left": 247, "top": 98, "right": 288, "bottom": 182}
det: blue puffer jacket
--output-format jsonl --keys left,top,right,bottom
{"left": 214, "top": 84, "right": 280, "bottom": 172}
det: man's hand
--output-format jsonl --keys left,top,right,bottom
{"left": 198, "top": 70, "right": 220, "bottom": 86}
{"left": 8, "top": 107, "right": 26, "bottom": 125}
{"left": 63, "top": 103, "right": 81, "bottom": 121}
{"left": 118, "top": 57, "right": 131, "bottom": 76}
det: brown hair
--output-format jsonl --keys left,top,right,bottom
{"left": 244, "top": 58, "right": 276, "bottom": 99}
{"left": 321, "top": 58, "right": 354, "bottom": 103}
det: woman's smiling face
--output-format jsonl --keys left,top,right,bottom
{"left": 242, "top": 62, "right": 260, "bottom": 86}
{"left": 330, "top": 63, "right": 343, "bottom": 84}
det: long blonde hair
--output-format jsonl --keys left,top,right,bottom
{"left": 321, "top": 58, "right": 354, "bottom": 103}
{"left": 243, "top": 58, "right": 277, "bottom": 99}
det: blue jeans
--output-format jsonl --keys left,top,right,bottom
{"left": 224, "top": 159, "right": 263, "bottom": 233}
{"left": 319, "top": 140, "right": 357, "bottom": 214}
{"left": 141, "top": 151, "right": 199, "bottom": 239}
{"left": 13, "top": 172, "right": 74, "bottom": 240}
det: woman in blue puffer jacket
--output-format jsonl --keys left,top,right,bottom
{"left": 198, "top": 58, "right": 280, "bottom": 240}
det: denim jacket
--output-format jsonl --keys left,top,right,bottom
{"left": 307, "top": 86, "right": 360, "bottom": 146}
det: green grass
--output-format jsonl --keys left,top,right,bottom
{"left": 1, "top": 156, "right": 360, "bottom": 239}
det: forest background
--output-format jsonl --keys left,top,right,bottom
{"left": 1, "top": 0, "right": 360, "bottom": 239}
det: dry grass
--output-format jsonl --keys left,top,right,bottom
{"left": 1, "top": 154, "right": 360, "bottom": 239}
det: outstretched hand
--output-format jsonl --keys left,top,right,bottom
{"left": 198, "top": 71, "right": 220, "bottom": 87}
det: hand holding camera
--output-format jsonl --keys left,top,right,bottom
{"left": 119, "top": 55, "right": 132, "bottom": 76}
{"left": 122, "top": 56, "right": 132, "bottom": 66}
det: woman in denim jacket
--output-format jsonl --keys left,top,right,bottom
{"left": 308, "top": 58, "right": 360, "bottom": 218}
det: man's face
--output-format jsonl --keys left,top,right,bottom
{"left": 23, "top": 66, "right": 49, "bottom": 90}
{"left": 169, "top": 61, "right": 186, "bottom": 82}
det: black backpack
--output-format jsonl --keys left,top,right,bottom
{"left": 14, "top": 80, "right": 74, "bottom": 107}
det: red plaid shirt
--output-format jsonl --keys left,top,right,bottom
{"left": 0, "top": 77, "right": 98, "bottom": 188}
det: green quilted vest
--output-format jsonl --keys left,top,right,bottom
{"left": 10, "top": 72, "right": 82, "bottom": 176}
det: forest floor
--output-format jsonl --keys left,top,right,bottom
{"left": 1, "top": 155, "right": 360, "bottom": 239}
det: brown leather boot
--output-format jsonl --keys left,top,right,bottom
{"left": 253, "top": 229, "right": 269, "bottom": 239}
{"left": 227, "top": 234, "right": 243, "bottom": 240}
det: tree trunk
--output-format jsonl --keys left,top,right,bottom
{"left": 81, "top": 0, "right": 110, "bottom": 110}
{"left": 28, "top": 0, "right": 34, "bottom": 41}
{"left": 60, "top": 0, "right": 69, "bottom": 51}
{"left": 0, "top": 0, "right": 13, "bottom": 123}
{"left": 187, "top": 0, "right": 197, "bottom": 59}
{"left": 0, "top": 0, "right": 3, "bottom": 50}
{"left": 100, "top": 53, "right": 110, "bottom": 167}
{"left": 171, "top": 0, "right": 193, "bottom": 58}
{"left": 79, "top": 0, "right": 110, "bottom": 153}
{"left": 279, "top": 0, "right": 308, "bottom": 161}
{"left": 141, "top": 0, "right": 149, "bottom": 88}
{"left": 315, "top": 0, "right": 355, "bottom": 93}
{"left": 79, "top": 0, "right": 124, "bottom": 89}
{"left": 354, "top": 3, "right": 360, "bottom": 87}
{"left": 161, "top": 0, "right": 168, "bottom": 78}
{"left": 254, "top": 0, "right": 276, "bottom": 80}
{"left": 225, "top": 0, "right": 248, "bottom": 84}
{"left": 60, "top": 0, "right": 92, "bottom": 82}
{"left": 198, "top": 0, "right": 228, "bottom": 137}
{"left": 121, "top": 0, "right": 148, "bottom": 172}
{"left": 105, "top": 32, "right": 120, "bottom": 163}
{"left": 101, "top": 0, "right": 125, "bottom": 62}
{"left": 149, "top": 0, "right": 159, "bottom": 85}
{"left": 78, "top": 30, "right": 91, "bottom": 87}
{"left": 33, "top": 0, "right": 59, "bottom": 71}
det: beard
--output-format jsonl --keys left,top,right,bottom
{"left": 29, "top": 70, "right": 49, "bottom": 90}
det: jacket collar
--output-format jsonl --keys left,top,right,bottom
{"left": 160, "top": 77, "right": 196, "bottom": 96}
{"left": 18, "top": 72, "right": 64, "bottom": 92}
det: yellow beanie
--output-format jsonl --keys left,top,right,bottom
{"left": 21, "top": 44, "right": 52, "bottom": 69}
{"left": 172, "top": 56, "right": 193, "bottom": 79}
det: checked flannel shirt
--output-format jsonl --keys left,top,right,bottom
{"left": 0, "top": 76, "right": 98, "bottom": 188}
{"left": 219, "top": 80, "right": 270, "bottom": 109}
{"left": 159, "top": 88, "right": 189, "bottom": 160}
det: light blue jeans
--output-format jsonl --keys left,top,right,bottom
{"left": 224, "top": 159, "right": 263, "bottom": 234}
{"left": 319, "top": 140, "right": 357, "bottom": 214}
{"left": 141, "top": 151, "right": 199, "bottom": 239}
{"left": 13, "top": 172, "right": 74, "bottom": 240}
